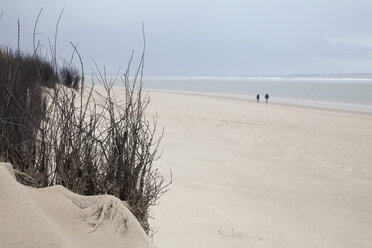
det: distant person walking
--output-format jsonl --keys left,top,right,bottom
{"left": 256, "top": 94, "right": 260, "bottom": 103}
{"left": 265, "top": 93, "right": 269, "bottom": 103}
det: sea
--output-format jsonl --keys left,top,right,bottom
{"left": 87, "top": 75, "right": 372, "bottom": 113}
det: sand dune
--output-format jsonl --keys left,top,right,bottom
{"left": 146, "top": 91, "right": 372, "bottom": 248}
{"left": 0, "top": 163, "right": 151, "bottom": 248}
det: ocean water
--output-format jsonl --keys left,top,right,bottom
{"left": 141, "top": 76, "right": 372, "bottom": 113}
{"left": 86, "top": 75, "right": 372, "bottom": 113}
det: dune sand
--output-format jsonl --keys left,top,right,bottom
{"left": 0, "top": 163, "right": 151, "bottom": 248}
{"left": 146, "top": 91, "right": 372, "bottom": 248}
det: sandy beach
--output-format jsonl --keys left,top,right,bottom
{"left": 1, "top": 89, "right": 371, "bottom": 248}
{"left": 146, "top": 91, "right": 372, "bottom": 248}
{"left": 2, "top": 1, "right": 372, "bottom": 247}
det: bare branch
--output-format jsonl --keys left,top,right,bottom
{"left": 53, "top": 7, "right": 65, "bottom": 72}
{"left": 70, "top": 41, "right": 85, "bottom": 93}
{"left": 17, "top": 19, "right": 20, "bottom": 56}
{"left": 33, "top": 8, "right": 43, "bottom": 56}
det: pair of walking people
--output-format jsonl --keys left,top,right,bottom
{"left": 256, "top": 93, "right": 269, "bottom": 103}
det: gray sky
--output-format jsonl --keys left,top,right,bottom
{"left": 1, "top": 0, "right": 372, "bottom": 76}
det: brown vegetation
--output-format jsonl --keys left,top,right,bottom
{"left": 0, "top": 15, "right": 170, "bottom": 234}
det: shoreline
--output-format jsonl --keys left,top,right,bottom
{"left": 146, "top": 88, "right": 372, "bottom": 116}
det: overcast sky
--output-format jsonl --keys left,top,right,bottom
{"left": 1, "top": 0, "right": 372, "bottom": 76}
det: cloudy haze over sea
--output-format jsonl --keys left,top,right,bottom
{"left": 1, "top": 0, "right": 372, "bottom": 76}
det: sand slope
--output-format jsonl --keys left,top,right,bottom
{"left": 0, "top": 163, "right": 151, "bottom": 248}
{"left": 147, "top": 91, "right": 372, "bottom": 248}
